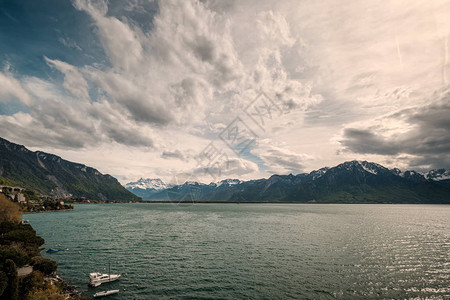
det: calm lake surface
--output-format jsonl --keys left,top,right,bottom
{"left": 26, "top": 203, "right": 450, "bottom": 299}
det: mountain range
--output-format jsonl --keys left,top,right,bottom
{"left": 127, "top": 161, "right": 450, "bottom": 203}
{"left": 2, "top": 135, "right": 449, "bottom": 204}
{"left": 125, "top": 178, "right": 172, "bottom": 199}
{"left": 0, "top": 137, "right": 140, "bottom": 201}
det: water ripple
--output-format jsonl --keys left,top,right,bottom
{"left": 26, "top": 203, "right": 450, "bottom": 299}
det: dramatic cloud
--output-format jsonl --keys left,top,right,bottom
{"left": 340, "top": 88, "right": 450, "bottom": 170}
{"left": 45, "top": 57, "right": 89, "bottom": 100}
{"left": 71, "top": 0, "right": 321, "bottom": 130}
{"left": 1, "top": 0, "right": 449, "bottom": 182}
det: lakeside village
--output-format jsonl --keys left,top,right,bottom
{"left": 0, "top": 184, "right": 74, "bottom": 214}
{"left": 0, "top": 184, "right": 138, "bottom": 214}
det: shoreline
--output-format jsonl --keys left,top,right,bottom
{"left": 18, "top": 207, "right": 85, "bottom": 298}
{"left": 23, "top": 208, "right": 74, "bottom": 214}
{"left": 40, "top": 231, "right": 86, "bottom": 299}
{"left": 49, "top": 273, "right": 83, "bottom": 299}
{"left": 130, "top": 201, "right": 450, "bottom": 205}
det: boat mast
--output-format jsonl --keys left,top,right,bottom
{"left": 109, "top": 261, "right": 111, "bottom": 282}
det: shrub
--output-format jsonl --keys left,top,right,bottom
{"left": 31, "top": 257, "right": 57, "bottom": 275}
{"left": 0, "top": 246, "right": 30, "bottom": 268}
{"left": 19, "top": 270, "right": 45, "bottom": 296}
{"left": 0, "top": 272, "right": 7, "bottom": 297}
{"left": 0, "top": 259, "right": 18, "bottom": 300}
{"left": 1, "top": 228, "right": 44, "bottom": 246}
{"left": 26, "top": 285, "right": 64, "bottom": 300}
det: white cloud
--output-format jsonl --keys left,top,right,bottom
{"left": 58, "top": 37, "right": 82, "bottom": 51}
{"left": 194, "top": 156, "right": 260, "bottom": 182}
{"left": 0, "top": 72, "right": 33, "bottom": 106}
{"left": 252, "top": 140, "right": 314, "bottom": 174}
{"left": 71, "top": 0, "right": 322, "bottom": 130}
{"left": 2, "top": 0, "right": 450, "bottom": 182}
{"left": 45, "top": 57, "right": 90, "bottom": 100}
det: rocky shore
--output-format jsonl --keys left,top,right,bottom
{"left": 0, "top": 192, "right": 88, "bottom": 299}
{"left": 50, "top": 274, "right": 85, "bottom": 299}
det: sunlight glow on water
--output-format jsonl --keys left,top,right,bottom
{"left": 26, "top": 204, "right": 450, "bottom": 299}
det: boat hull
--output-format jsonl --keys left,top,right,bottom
{"left": 89, "top": 273, "right": 121, "bottom": 287}
{"left": 93, "top": 289, "right": 120, "bottom": 297}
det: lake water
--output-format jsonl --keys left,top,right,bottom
{"left": 26, "top": 203, "right": 450, "bottom": 299}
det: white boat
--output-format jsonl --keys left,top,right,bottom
{"left": 93, "top": 289, "right": 119, "bottom": 297}
{"left": 89, "top": 272, "right": 121, "bottom": 287}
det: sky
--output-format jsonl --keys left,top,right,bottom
{"left": 0, "top": 0, "right": 449, "bottom": 184}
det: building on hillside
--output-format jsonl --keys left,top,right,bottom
{"left": 14, "top": 193, "right": 26, "bottom": 203}
{"left": 1, "top": 185, "right": 25, "bottom": 195}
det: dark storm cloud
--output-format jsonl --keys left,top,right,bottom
{"left": 341, "top": 88, "right": 450, "bottom": 168}
{"left": 341, "top": 129, "right": 401, "bottom": 155}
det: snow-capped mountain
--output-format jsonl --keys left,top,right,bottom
{"left": 125, "top": 178, "right": 172, "bottom": 199}
{"left": 426, "top": 169, "right": 450, "bottom": 181}
{"left": 335, "top": 160, "right": 387, "bottom": 175}
{"left": 310, "top": 167, "right": 330, "bottom": 180}
{"left": 127, "top": 161, "right": 450, "bottom": 203}
{"left": 402, "top": 170, "right": 426, "bottom": 182}
{"left": 216, "top": 179, "right": 242, "bottom": 187}
{"left": 390, "top": 168, "right": 403, "bottom": 177}
{"left": 125, "top": 178, "right": 169, "bottom": 190}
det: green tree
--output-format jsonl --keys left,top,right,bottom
{"left": 1, "top": 259, "right": 18, "bottom": 300}
{"left": 0, "top": 272, "right": 7, "bottom": 297}
{"left": 1, "top": 229, "right": 45, "bottom": 247}
{"left": 0, "top": 246, "right": 30, "bottom": 268}
{"left": 31, "top": 257, "right": 57, "bottom": 275}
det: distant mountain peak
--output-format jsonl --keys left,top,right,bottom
{"left": 390, "top": 168, "right": 403, "bottom": 177}
{"left": 426, "top": 169, "right": 450, "bottom": 181}
{"left": 125, "top": 178, "right": 170, "bottom": 190}
{"left": 399, "top": 170, "right": 426, "bottom": 182}
{"left": 0, "top": 137, "right": 29, "bottom": 153}
{"left": 334, "top": 160, "right": 388, "bottom": 175}
{"left": 310, "top": 167, "right": 330, "bottom": 180}
{"left": 126, "top": 159, "right": 450, "bottom": 203}
{"left": 216, "top": 178, "right": 242, "bottom": 187}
